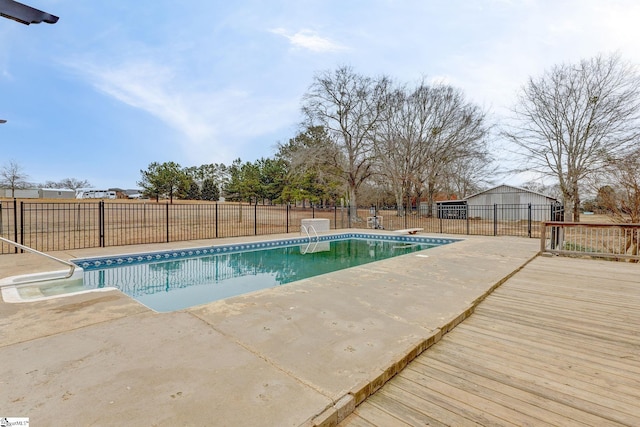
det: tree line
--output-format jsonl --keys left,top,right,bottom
{"left": 137, "top": 54, "right": 640, "bottom": 223}
{"left": 136, "top": 155, "right": 335, "bottom": 206}
{"left": 138, "top": 68, "right": 495, "bottom": 219}
{"left": 0, "top": 160, "right": 91, "bottom": 197}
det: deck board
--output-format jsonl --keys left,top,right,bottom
{"left": 340, "top": 256, "right": 640, "bottom": 427}
{"left": 465, "top": 317, "right": 640, "bottom": 374}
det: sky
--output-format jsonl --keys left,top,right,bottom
{"left": 1, "top": 0, "right": 640, "bottom": 190}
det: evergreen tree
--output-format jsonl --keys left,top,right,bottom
{"left": 201, "top": 178, "right": 220, "bottom": 201}
{"left": 138, "top": 161, "right": 187, "bottom": 203}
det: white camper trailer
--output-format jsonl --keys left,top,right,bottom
{"left": 77, "top": 189, "right": 117, "bottom": 199}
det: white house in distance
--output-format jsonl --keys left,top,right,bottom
{"left": 0, "top": 188, "right": 76, "bottom": 199}
{"left": 464, "top": 184, "right": 559, "bottom": 221}
{"left": 39, "top": 188, "right": 76, "bottom": 199}
{"left": 0, "top": 188, "right": 39, "bottom": 198}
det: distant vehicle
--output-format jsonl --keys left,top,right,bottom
{"left": 77, "top": 190, "right": 117, "bottom": 199}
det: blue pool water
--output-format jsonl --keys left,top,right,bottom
{"left": 76, "top": 234, "right": 456, "bottom": 312}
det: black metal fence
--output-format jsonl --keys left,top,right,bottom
{"left": 0, "top": 200, "right": 562, "bottom": 254}
{"left": 376, "top": 203, "right": 564, "bottom": 237}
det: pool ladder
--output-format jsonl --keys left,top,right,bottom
{"left": 301, "top": 224, "right": 319, "bottom": 242}
{"left": 300, "top": 224, "right": 320, "bottom": 254}
{"left": 0, "top": 236, "right": 76, "bottom": 283}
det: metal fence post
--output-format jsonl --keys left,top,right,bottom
{"left": 285, "top": 204, "right": 289, "bottom": 233}
{"left": 404, "top": 201, "right": 408, "bottom": 229}
{"left": 99, "top": 200, "right": 105, "bottom": 247}
{"left": 466, "top": 206, "right": 470, "bottom": 235}
{"left": 19, "top": 201, "right": 24, "bottom": 252}
{"left": 334, "top": 205, "right": 337, "bottom": 230}
{"left": 165, "top": 203, "right": 170, "bottom": 243}
{"left": 494, "top": 204, "right": 497, "bottom": 236}
{"left": 528, "top": 203, "right": 532, "bottom": 238}
{"left": 254, "top": 202, "right": 258, "bottom": 235}
{"left": 13, "top": 198, "right": 18, "bottom": 252}
{"left": 215, "top": 203, "right": 219, "bottom": 238}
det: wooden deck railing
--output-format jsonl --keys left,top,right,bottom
{"left": 540, "top": 221, "right": 640, "bottom": 261}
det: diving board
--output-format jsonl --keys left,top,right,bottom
{"left": 393, "top": 228, "right": 423, "bottom": 235}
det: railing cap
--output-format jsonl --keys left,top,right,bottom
{"left": 543, "top": 221, "right": 640, "bottom": 227}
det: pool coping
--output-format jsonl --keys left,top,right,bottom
{"left": 1, "top": 232, "right": 460, "bottom": 305}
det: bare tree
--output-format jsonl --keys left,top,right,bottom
{"left": 375, "top": 81, "right": 490, "bottom": 215}
{"left": 440, "top": 153, "right": 496, "bottom": 199}
{"left": 42, "top": 178, "right": 91, "bottom": 191}
{"left": 598, "top": 148, "right": 640, "bottom": 223}
{"left": 504, "top": 54, "right": 640, "bottom": 221}
{"left": 416, "top": 85, "right": 490, "bottom": 213}
{"left": 0, "top": 160, "right": 29, "bottom": 197}
{"left": 302, "top": 66, "right": 391, "bottom": 220}
{"left": 373, "top": 84, "right": 422, "bottom": 215}
{"left": 520, "top": 180, "right": 563, "bottom": 201}
{"left": 591, "top": 148, "right": 640, "bottom": 259}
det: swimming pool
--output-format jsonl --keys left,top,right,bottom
{"left": 3, "top": 233, "right": 458, "bottom": 311}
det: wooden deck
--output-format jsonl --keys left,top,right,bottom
{"left": 340, "top": 256, "right": 640, "bottom": 426}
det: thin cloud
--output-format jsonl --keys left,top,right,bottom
{"left": 62, "top": 56, "right": 298, "bottom": 163}
{"left": 70, "top": 59, "right": 214, "bottom": 142}
{"left": 270, "top": 28, "right": 348, "bottom": 52}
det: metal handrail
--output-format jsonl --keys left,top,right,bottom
{"left": 301, "top": 240, "right": 319, "bottom": 255}
{"left": 300, "top": 224, "right": 319, "bottom": 242}
{"left": 0, "top": 236, "right": 76, "bottom": 280}
{"left": 308, "top": 224, "right": 319, "bottom": 241}
{"left": 300, "top": 224, "right": 320, "bottom": 255}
